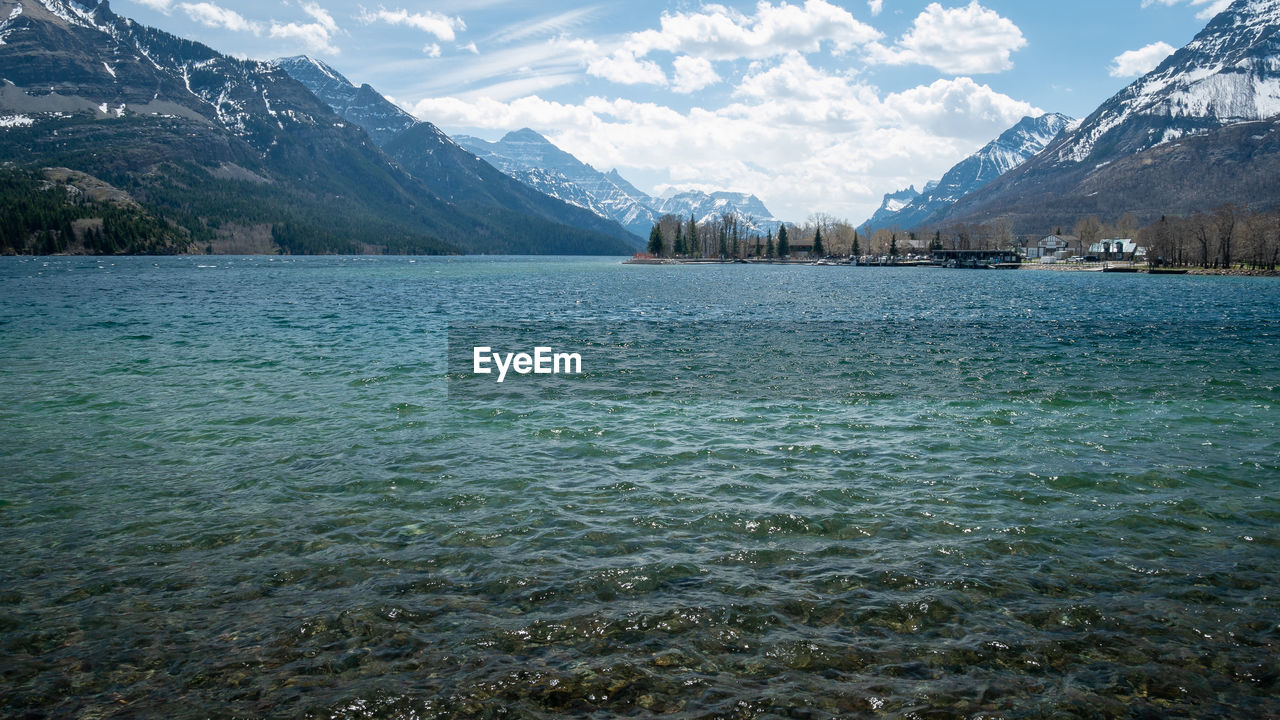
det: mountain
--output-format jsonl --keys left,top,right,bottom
{"left": 455, "top": 129, "right": 659, "bottom": 238}
{"left": 654, "top": 190, "right": 783, "bottom": 235}
{"left": 275, "top": 59, "right": 640, "bottom": 250}
{"left": 865, "top": 113, "right": 1073, "bottom": 230}
{"left": 928, "top": 0, "right": 1280, "bottom": 232}
{"left": 866, "top": 185, "right": 923, "bottom": 229}
{"left": 0, "top": 1, "right": 634, "bottom": 256}
{"left": 454, "top": 128, "right": 785, "bottom": 236}
{"left": 273, "top": 56, "right": 415, "bottom": 146}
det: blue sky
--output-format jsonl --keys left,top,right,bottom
{"left": 119, "top": 0, "right": 1227, "bottom": 222}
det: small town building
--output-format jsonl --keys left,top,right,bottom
{"left": 1025, "top": 234, "right": 1079, "bottom": 260}
{"left": 932, "top": 249, "right": 1020, "bottom": 267}
{"left": 1089, "top": 238, "right": 1144, "bottom": 260}
{"left": 786, "top": 239, "right": 816, "bottom": 257}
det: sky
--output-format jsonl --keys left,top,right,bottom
{"left": 118, "top": 0, "right": 1230, "bottom": 223}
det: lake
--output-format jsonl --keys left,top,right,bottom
{"left": 1, "top": 256, "right": 1277, "bottom": 718}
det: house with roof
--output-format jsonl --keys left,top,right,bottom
{"left": 1025, "top": 234, "right": 1079, "bottom": 260}
{"left": 1089, "top": 238, "right": 1145, "bottom": 261}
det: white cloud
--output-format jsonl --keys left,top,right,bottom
{"left": 132, "top": 0, "right": 174, "bottom": 12}
{"left": 587, "top": 50, "right": 667, "bottom": 86}
{"left": 1141, "top": 0, "right": 1232, "bottom": 20}
{"left": 268, "top": 2, "right": 340, "bottom": 54}
{"left": 488, "top": 6, "right": 603, "bottom": 46}
{"left": 623, "top": 0, "right": 883, "bottom": 61}
{"left": 1109, "top": 41, "right": 1176, "bottom": 78}
{"left": 179, "top": 2, "right": 262, "bottom": 34}
{"left": 411, "top": 65, "right": 1039, "bottom": 223}
{"left": 877, "top": 1, "right": 1026, "bottom": 75}
{"left": 423, "top": 43, "right": 442, "bottom": 58}
{"left": 868, "top": 0, "right": 883, "bottom": 16}
{"left": 671, "top": 56, "right": 720, "bottom": 94}
{"left": 358, "top": 6, "right": 465, "bottom": 42}
{"left": 885, "top": 77, "right": 1038, "bottom": 137}
{"left": 734, "top": 52, "right": 860, "bottom": 102}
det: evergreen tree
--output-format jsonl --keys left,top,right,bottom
{"left": 674, "top": 223, "right": 686, "bottom": 256}
{"left": 889, "top": 233, "right": 898, "bottom": 259}
{"left": 930, "top": 230, "right": 943, "bottom": 252}
{"left": 852, "top": 231, "right": 860, "bottom": 258}
{"left": 766, "top": 231, "right": 774, "bottom": 258}
{"left": 647, "top": 224, "right": 663, "bottom": 256}
{"left": 777, "top": 224, "right": 790, "bottom": 258}
{"left": 813, "top": 226, "right": 824, "bottom": 257}
{"left": 687, "top": 214, "right": 698, "bottom": 258}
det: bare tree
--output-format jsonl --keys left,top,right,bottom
{"left": 1214, "top": 204, "right": 1237, "bottom": 269}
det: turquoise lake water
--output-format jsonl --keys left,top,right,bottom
{"left": 1, "top": 256, "right": 1278, "bottom": 718}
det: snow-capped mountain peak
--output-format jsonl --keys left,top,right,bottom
{"left": 1054, "top": 0, "right": 1280, "bottom": 164}
{"left": 866, "top": 112, "right": 1073, "bottom": 230}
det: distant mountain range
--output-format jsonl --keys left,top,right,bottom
{"left": 865, "top": 113, "right": 1074, "bottom": 230}
{"left": 0, "top": 0, "right": 635, "bottom": 255}
{"left": 455, "top": 129, "right": 784, "bottom": 238}
{"left": 274, "top": 56, "right": 638, "bottom": 250}
{"left": 918, "top": 0, "right": 1280, "bottom": 232}
{"left": 5, "top": 0, "right": 1279, "bottom": 254}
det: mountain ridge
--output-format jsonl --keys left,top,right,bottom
{"left": 274, "top": 59, "right": 642, "bottom": 249}
{"left": 925, "top": 0, "right": 1280, "bottom": 232}
{"left": 455, "top": 129, "right": 784, "bottom": 237}
{"left": 0, "top": 0, "right": 635, "bottom": 255}
{"left": 865, "top": 113, "right": 1073, "bottom": 231}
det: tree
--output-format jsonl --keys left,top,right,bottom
{"left": 1214, "top": 204, "right": 1237, "bottom": 268}
{"left": 852, "top": 230, "right": 860, "bottom": 257}
{"left": 687, "top": 214, "right": 699, "bottom": 258}
{"left": 674, "top": 222, "right": 686, "bottom": 256}
{"left": 1074, "top": 215, "right": 1103, "bottom": 255}
{"left": 889, "top": 233, "right": 897, "bottom": 259}
{"left": 813, "top": 226, "right": 824, "bottom": 257}
{"left": 766, "top": 231, "right": 774, "bottom": 258}
{"left": 647, "top": 223, "right": 663, "bottom": 256}
{"left": 929, "top": 230, "right": 943, "bottom": 252}
{"left": 777, "top": 224, "right": 790, "bottom": 257}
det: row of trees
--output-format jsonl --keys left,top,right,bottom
{"left": 646, "top": 210, "right": 958, "bottom": 260}
{"left": 1137, "top": 206, "right": 1279, "bottom": 269}
{"left": 743, "top": 204, "right": 1280, "bottom": 270}
{"left": 907, "top": 205, "right": 1279, "bottom": 269}
{"left": 647, "top": 213, "right": 889, "bottom": 259}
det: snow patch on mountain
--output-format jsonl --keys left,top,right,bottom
{"left": 866, "top": 112, "right": 1073, "bottom": 230}
{"left": 1055, "top": 0, "right": 1280, "bottom": 163}
{"left": 455, "top": 129, "right": 783, "bottom": 238}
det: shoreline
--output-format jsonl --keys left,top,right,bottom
{"left": 625, "top": 257, "right": 1280, "bottom": 276}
